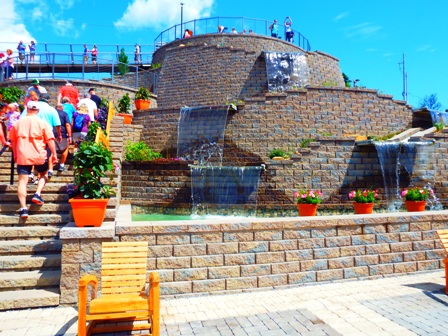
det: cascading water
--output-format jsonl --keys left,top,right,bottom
{"left": 375, "top": 139, "right": 441, "bottom": 211}
{"left": 429, "top": 109, "right": 448, "bottom": 125}
{"left": 265, "top": 51, "right": 310, "bottom": 92}
{"left": 177, "top": 106, "right": 263, "bottom": 216}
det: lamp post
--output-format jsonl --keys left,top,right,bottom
{"left": 180, "top": 3, "right": 184, "bottom": 38}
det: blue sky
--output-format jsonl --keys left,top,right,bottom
{"left": 2, "top": 0, "right": 447, "bottom": 109}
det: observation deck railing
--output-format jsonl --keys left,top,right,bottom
{"left": 154, "top": 16, "right": 311, "bottom": 51}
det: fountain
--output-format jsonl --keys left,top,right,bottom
{"left": 265, "top": 51, "right": 310, "bottom": 92}
{"left": 177, "top": 106, "right": 263, "bottom": 216}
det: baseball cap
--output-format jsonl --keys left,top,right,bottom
{"left": 31, "top": 79, "right": 39, "bottom": 85}
{"left": 27, "top": 101, "right": 39, "bottom": 110}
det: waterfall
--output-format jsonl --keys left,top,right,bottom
{"left": 177, "top": 106, "right": 263, "bottom": 216}
{"left": 265, "top": 52, "right": 310, "bottom": 92}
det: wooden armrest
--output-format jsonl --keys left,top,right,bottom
{"left": 79, "top": 275, "right": 98, "bottom": 301}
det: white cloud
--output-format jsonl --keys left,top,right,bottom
{"left": 0, "top": 0, "right": 36, "bottom": 51}
{"left": 114, "top": 0, "right": 214, "bottom": 30}
{"left": 333, "top": 12, "right": 348, "bottom": 22}
{"left": 417, "top": 44, "right": 436, "bottom": 53}
{"left": 50, "top": 15, "right": 75, "bottom": 37}
{"left": 345, "top": 22, "right": 384, "bottom": 40}
{"left": 56, "top": 0, "right": 76, "bottom": 10}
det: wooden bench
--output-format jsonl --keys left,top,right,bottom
{"left": 436, "top": 230, "right": 448, "bottom": 295}
{"left": 77, "top": 241, "right": 160, "bottom": 336}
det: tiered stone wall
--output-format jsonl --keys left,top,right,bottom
{"left": 58, "top": 207, "right": 448, "bottom": 303}
{"left": 152, "top": 34, "right": 345, "bottom": 109}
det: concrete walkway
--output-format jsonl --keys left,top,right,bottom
{"left": 0, "top": 270, "right": 447, "bottom": 335}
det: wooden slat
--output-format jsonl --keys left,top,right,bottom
{"left": 87, "top": 311, "right": 150, "bottom": 321}
{"left": 102, "top": 269, "right": 147, "bottom": 276}
{"left": 102, "top": 263, "right": 147, "bottom": 270}
{"left": 102, "top": 287, "right": 144, "bottom": 294}
{"left": 101, "top": 256, "right": 148, "bottom": 264}
{"left": 102, "top": 251, "right": 148, "bottom": 258}
{"left": 102, "top": 241, "right": 148, "bottom": 247}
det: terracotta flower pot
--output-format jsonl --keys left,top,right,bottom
{"left": 353, "top": 202, "right": 374, "bottom": 214}
{"left": 118, "top": 113, "right": 133, "bottom": 124}
{"left": 297, "top": 203, "right": 318, "bottom": 216}
{"left": 69, "top": 198, "right": 109, "bottom": 227}
{"left": 405, "top": 200, "right": 426, "bottom": 212}
{"left": 135, "top": 99, "right": 150, "bottom": 110}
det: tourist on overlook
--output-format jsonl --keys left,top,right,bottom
{"left": 88, "top": 88, "right": 101, "bottom": 108}
{"left": 269, "top": 19, "right": 279, "bottom": 38}
{"left": 9, "top": 100, "right": 58, "bottom": 218}
{"left": 83, "top": 44, "right": 88, "bottom": 64}
{"left": 218, "top": 26, "right": 227, "bottom": 33}
{"left": 77, "top": 93, "right": 97, "bottom": 121}
{"left": 25, "top": 79, "right": 46, "bottom": 103}
{"left": 91, "top": 45, "right": 98, "bottom": 65}
{"left": 231, "top": 27, "right": 238, "bottom": 34}
{"left": 2, "top": 49, "right": 14, "bottom": 80}
{"left": 28, "top": 41, "right": 36, "bottom": 63}
{"left": 183, "top": 29, "right": 192, "bottom": 38}
{"left": 17, "top": 41, "right": 26, "bottom": 64}
{"left": 54, "top": 103, "right": 72, "bottom": 172}
{"left": 57, "top": 81, "right": 79, "bottom": 106}
{"left": 61, "top": 97, "right": 76, "bottom": 123}
{"left": 134, "top": 44, "right": 142, "bottom": 65}
{"left": 284, "top": 16, "right": 293, "bottom": 43}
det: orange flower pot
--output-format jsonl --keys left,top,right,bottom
{"left": 135, "top": 99, "right": 150, "bottom": 110}
{"left": 69, "top": 198, "right": 109, "bottom": 227}
{"left": 118, "top": 113, "right": 133, "bottom": 124}
{"left": 297, "top": 203, "right": 318, "bottom": 216}
{"left": 405, "top": 200, "right": 426, "bottom": 212}
{"left": 353, "top": 202, "right": 374, "bottom": 214}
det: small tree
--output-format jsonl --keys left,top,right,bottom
{"left": 342, "top": 73, "right": 351, "bottom": 88}
{"left": 419, "top": 93, "right": 442, "bottom": 110}
{"left": 117, "top": 48, "right": 129, "bottom": 75}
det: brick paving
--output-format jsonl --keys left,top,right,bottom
{"left": 0, "top": 270, "right": 446, "bottom": 335}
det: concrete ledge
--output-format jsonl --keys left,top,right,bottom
{"left": 59, "top": 221, "right": 115, "bottom": 239}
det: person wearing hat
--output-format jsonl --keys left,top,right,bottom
{"left": 134, "top": 43, "right": 141, "bottom": 65}
{"left": 57, "top": 81, "right": 79, "bottom": 106}
{"left": 9, "top": 100, "right": 58, "bottom": 218}
{"left": 88, "top": 88, "right": 101, "bottom": 108}
{"left": 25, "top": 79, "right": 46, "bottom": 103}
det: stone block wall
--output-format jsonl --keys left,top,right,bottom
{"left": 152, "top": 34, "right": 345, "bottom": 109}
{"left": 59, "top": 209, "right": 448, "bottom": 303}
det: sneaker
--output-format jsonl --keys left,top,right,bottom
{"left": 32, "top": 193, "right": 44, "bottom": 205}
{"left": 28, "top": 173, "right": 35, "bottom": 183}
{"left": 19, "top": 208, "right": 28, "bottom": 219}
{"left": 58, "top": 164, "right": 65, "bottom": 172}
{"left": 33, "top": 178, "right": 39, "bottom": 185}
{"left": 48, "top": 170, "right": 53, "bottom": 178}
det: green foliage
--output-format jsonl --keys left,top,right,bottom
{"left": 0, "top": 86, "right": 24, "bottom": 104}
{"left": 117, "top": 93, "right": 131, "bottom": 114}
{"left": 348, "top": 189, "right": 379, "bottom": 203}
{"left": 134, "top": 87, "right": 151, "bottom": 101}
{"left": 322, "top": 80, "right": 338, "bottom": 87}
{"left": 99, "top": 97, "right": 109, "bottom": 109}
{"left": 117, "top": 48, "right": 129, "bottom": 75}
{"left": 342, "top": 73, "right": 351, "bottom": 88}
{"left": 299, "top": 138, "right": 314, "bottom": 148}
{"left": 72, "top": 125, "right": 115, "bottom": 199}
{"left": 151, "top": 62, "right": 162, "bottom": 69}
{"left": 294, "top": 190, "right": 323, "bottom": 204}
{"left": 124, "top": 141, "right": 162, "bottom": 161}
{"left": 434, "top": 122, "right": 444, "bottom": 131}
{"left": 268, "top": 148, "right": 286, "bottom": 159}
{"left": 419, "top": 93, "right": 442, "bottom": 110}
{"left": 401, "top": 186, "right": 432, "bottom": 201}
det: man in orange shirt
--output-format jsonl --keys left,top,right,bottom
{"left": 9, "top": 101, "right": 58, "bottom": 218}
{"left": 57, "top": 81, "right": 79, "bottom": 106}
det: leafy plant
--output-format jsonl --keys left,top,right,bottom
{"left": 348, "top": 189, "right": 379, "bottom": 203}
{"left": 0, "top": 86, "right": 24, "bottom": 109}
{"left": 125, "top": 141, "right": 162, "bottom": 161}
{"left": 294, "top": 190, "right": 323, "bottom": 204}
{"left": 151, "top": 62, "right": 162, "bottom": 69}
{"left": 434, "top": 122, "right": 444, "bottom": 131}
{"left": 299, "top": 138, "right": 314, "bottom": 148}
{"left": 268, "top": 148, "right": 286, "bottom": 159}
{"left": 401, "top": 186, "right": 432, "bottom": 201}
{"left": 71, "top": 122, "right": 116, "bottom": 199}
{"left": 134, "top": 87, "right": 151, "bottom": 101}
{"left": 117, "top": 48, "right": 129, "bottom": 75}
{"left": 117, "top": 93, "right": 131, "bottom": 114}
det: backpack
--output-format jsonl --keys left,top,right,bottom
{"left": 73, "top": 112, "right": 85, "bottom": 132}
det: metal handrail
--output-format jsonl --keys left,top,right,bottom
{"left": 154, "top": 16, "right": 311, "bottom": 51}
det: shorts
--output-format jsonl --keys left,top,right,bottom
{"left": 73, "top": 132, "right": 87, "bottom": 143}
{"left": 17, "top": 161, "right": 48, "bottom": 175}
{"left": 92, "top": 56, "right": 97, "bottom": 62}
{"left": 83, "top": 55, "right": 88, "bottom": 62}
{"left": 19, "top": 54, "right": 25, "bottom": 61}
{"left": 56, "top": 138, "right": 69, "bottom": 153}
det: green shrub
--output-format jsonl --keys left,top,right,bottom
{"left": 268, "top": 148, "right": 286, "bottom": 159}
{"left": 125, "top": 141, "right": 162, "bottom": 161}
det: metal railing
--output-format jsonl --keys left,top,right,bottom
{"left": 154, "top": 16, "right": 311, "bottom": 51}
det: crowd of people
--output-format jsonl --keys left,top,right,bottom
{"left": 0, "top": 80, "right": 104, "bottom": 219}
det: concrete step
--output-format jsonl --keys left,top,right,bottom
{"left": 0, "top": 175, "right": 73, "bottom": 183}
{"left": 0, "top": 214, "right": 71, "bottom": 225}
{"left": 0, "top": 193, "right": 69, "bottom": 203}
{"left": 0, "top": 270, "right": 61, "bottom": 289}
{"left": 0, "top": 255, "right": 61, "bottom": 271}
{"left": 0, "top": 203, "right": 72, "bottom": 214}
{"left": 0, "top": 183, "right": 67, "bottom": 193}
{"left": 0, "top": 239, "right": 62, "bottom": 256}
{"left": 0, "top": 226, "right": 62, "bottom": 240}
{"left": 0, "top": 288, "right": 60, "bottom": 310}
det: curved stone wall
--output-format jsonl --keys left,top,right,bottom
{"left": 152, "top": 34, "right": 345, "bottom": 108}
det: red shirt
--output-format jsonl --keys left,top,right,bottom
{"left": 59, "top": 85, "right": 79, "bottom": 106}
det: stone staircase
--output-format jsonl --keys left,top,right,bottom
{"left": 0, "top": 117, "right": 125, "bottom": 310}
